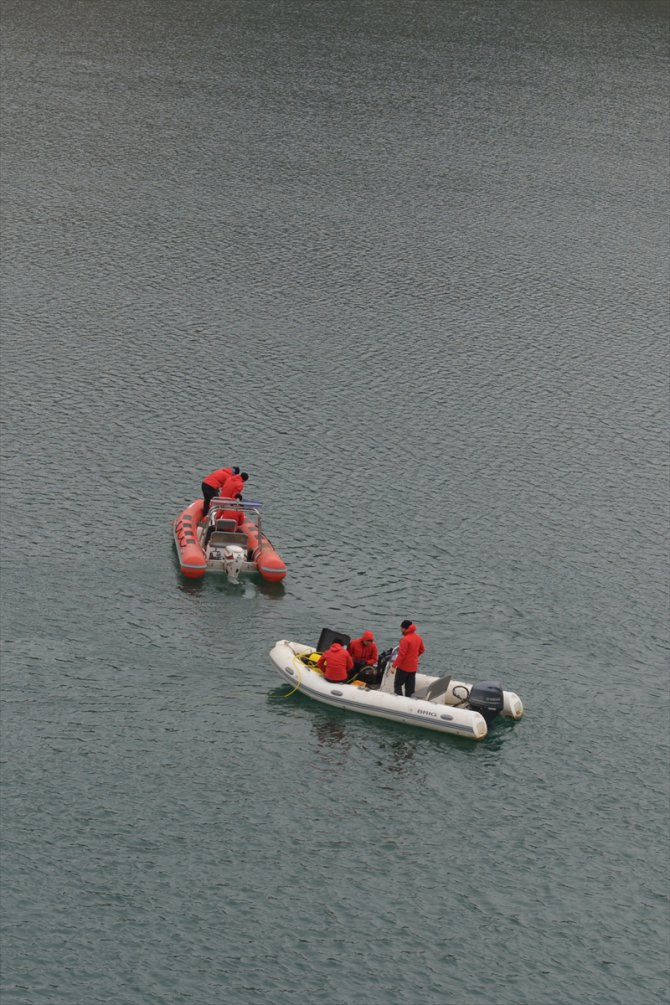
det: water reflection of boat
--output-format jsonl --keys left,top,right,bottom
{"left": 173, "top": 497, "right": 286, "bottom": 583}
{"left": 269, "top": 639, "right": 523, "bottom": 740}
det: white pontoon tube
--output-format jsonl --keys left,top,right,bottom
{"left": 269, "top": 640, "right": 523, "bottom": 740}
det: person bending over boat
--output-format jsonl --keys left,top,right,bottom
{"left": 318, "top": 642, "right": 354, "bottom": 684}
{"left": 220, "top": 471, "right": 249, "bottom": 500}
{"left": 393, "top": 620, "right": 425, "bottom": 698}
{"left": 348, "top": 631, "right": 379, "bottom": 677}
{"left": 202, "top": 466, "right": 241, "bottom": 515}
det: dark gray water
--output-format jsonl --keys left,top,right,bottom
{"left": 2, "top": 2, "right": 669, "bottom": 1003}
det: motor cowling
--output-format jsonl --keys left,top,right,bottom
{"left": 468, "top": 681, "right": 504, "bottom": 722}
{"left": 222, "top": 544, "right": 246, "bottom": 583}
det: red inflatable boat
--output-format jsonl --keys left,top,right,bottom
{"left": 173, "top": 498, "right": 286, "bottom": 583}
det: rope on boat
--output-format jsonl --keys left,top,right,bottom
{"left": 283, "top": 662, "right": 302, "bottom": 697}
{"left": 281, "top": 652, "right": 365, "bottom": 698}
{"left": 281, "top": 655, "right": 368, "bottom": 697}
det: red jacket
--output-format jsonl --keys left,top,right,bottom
{"left": 394, "top": 624, "right": 425, "bottom": 673}
{"left": 220, "top": 473, "right": 245, "bottom": 499}
{"left": 203, "top": 467, "right": 235, "bottom": 489}
{"left": 318, "top": 643, "right": 354, "bottom": 682}
{"left": 214, "top": 508, "right": 244, "bottom": 530}
{"left": 348, "top": 634, "right": 378, "bottom": 665}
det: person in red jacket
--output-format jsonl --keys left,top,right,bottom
{"left": 318, "top": 642, "right": 354, "bottom": 683}
{"left": 214, "top": 495, "right": 245, "bottom": 530}
{"left": 201, "top": 466, "right": 240, "bottom": 515}
{"left": 220, "top": 471, "right": 249, "bottom": 500}
{"left": 393, "top": 620, "right": 425, "bottom": 698}
{"left": 348, "top": 631, "right": 378, "bottom": 670}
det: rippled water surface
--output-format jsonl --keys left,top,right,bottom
{"left": 1, "top": 2, "right": 669, "bottom": 1003}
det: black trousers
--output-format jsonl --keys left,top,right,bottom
{"left": 202, "top": 482, "right": 218, "bottom": 515}
{"left": 394, "top": 669, "right": 416, "bottom": 697}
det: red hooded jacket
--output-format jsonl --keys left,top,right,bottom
{"left": 394, "top": 624, "right": 425, "bottom": 673}
{"left": 348, "top": 632, "right": 378, "bottom": 665}
{"left": 214, "top": 508, "right": 245, "bottom": 530}
{"left": 220, "top": 473, "right": 245, "bottom": 499}
{"left": 203, "top": 467, "right": 235, "bottom": 489}
{"left": 318, "top": 643, "right": 354, "bottom": 682}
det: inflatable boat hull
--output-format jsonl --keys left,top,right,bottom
{"left": 270, "top": 640, "right": 524, "bottom": 739}
{"left": 173, "top": 499, "right": 287, "bottom": 582}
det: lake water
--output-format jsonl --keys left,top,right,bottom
{"left": 1, "top": 2, "right": 668, "bottom": 1003}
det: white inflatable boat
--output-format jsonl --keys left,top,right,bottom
{"left": 269, "top": 639, "right": 524, "bottom": 740}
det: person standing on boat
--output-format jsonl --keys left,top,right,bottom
{"left": 348, "top": 631, "right": 379, "bottom": 674}
{"left": 201, "top": 466, "right": 240, "bottom": 516}
{"left": 393, "top": 620, "right": 425, "bottom": 698}
{"left": 220, "top": 470, "right": 249, "bottom": 501}
{"left": 318, "top": 642, "right": 354, "bottom": 684}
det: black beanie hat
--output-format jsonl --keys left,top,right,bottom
{"left": 401, "top": 619, "right": 412, "bottom": 629}
{"left": 241, "top": 472, "right": 249, "bottom": 481}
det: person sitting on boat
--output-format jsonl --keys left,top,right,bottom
{"left": 220, "top": 471, "right": 249, "bottom": 500}
{"left": 393, "top": 620, "right": 425, "bottom": 698}
{"left": 348, "top": 631, "right": 379, "bottom": 676}
{"left": 201, "top": 466, "right": 241, "bottom": 516}
{"left": 214, "top": 495, "right": 245, "bottom": 531}
{"left": 317, "top": 642, "right": 354, "bottom": 684}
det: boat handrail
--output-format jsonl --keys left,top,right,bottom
{"left": 209, "top": 496, "right": 261, "bottom": 514}
{"left": 207, "top": 497, "right": 263, "bottom": 545}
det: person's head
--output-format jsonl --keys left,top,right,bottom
{"left": 233, "top": 466, "right": 240, "bottom": 475}
{"left": 362, "top": 631, "right": 374, "bottom": 645}
{"left": 241, "top": 472, "right": 249, "bottom": 482}
{"left": 400, "top": 619, "right": 413, "bottom": 633}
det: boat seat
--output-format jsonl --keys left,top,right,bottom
{"left": 414, "top": 676, "right": 452, "bottom": 703}
{"left": 215, "top": 519, "right": 239, "bottom": 532}
{"left": 208, "top": 530, "right": 248, "bottom": 547}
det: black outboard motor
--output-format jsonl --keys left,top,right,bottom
{"left": 366, "top": 647, "right": 394, "bottom": 687}
{"left": 377, "top": 648, "right": 393, "bottom": 675}
{"left": 467, "top": 681, "right": 504, "bottom": 723}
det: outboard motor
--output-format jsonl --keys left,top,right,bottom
{"left": 467, "top": 681, "right": 504, "bottom": 723}
{"left": 222, "top": 544, "right": 246, "bottom": 584}
{"left": 376, "top": 648, "right": 394, "bottom": 675}
{"left": 373, "top": 647, "right": 397, "bottom": 689}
